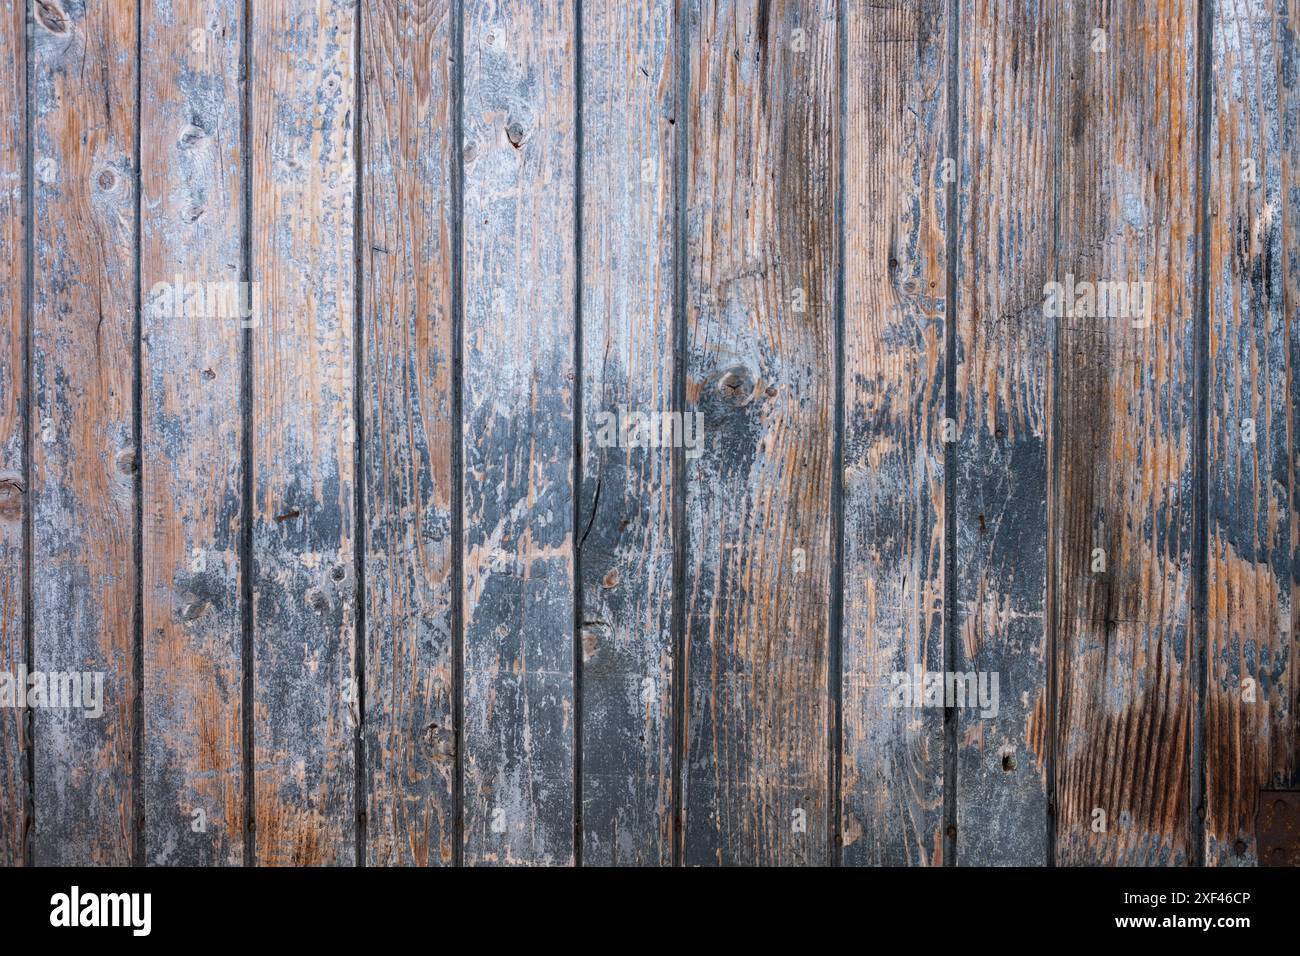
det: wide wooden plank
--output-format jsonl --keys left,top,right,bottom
{"left": 360, "top": 0, "right": 457, "bottom": 866}
{"left": 140, "top": 0, "right": 245, "bottom": 866}
{"left": 578, "top": 0, "right": 675, "bottom": 866}
{"left": 1052, "top": 0, "right": 1199, "bottom": 865}
{"left": 29, "top": 0, "right": 138, "bottom": 866}
{"left": 840, "top": 0, "right": 948, "bottom": 867}
{"left": 0, "top": 0, "right": 25, "bottom": 868}
{"left": 251, "top": 0, "right": 358, "bottom": 867}
{"left": 682, "top": 0, "right": 836, "bottom": 866}
{"left": 461, "top": 0, "right": 577, "bottom": 866}
{"left": 952, "top": 0, "right": 1051, "bottom": 866}
{"left": 1205, "top": 0, "right": 1299, "bottom": 866}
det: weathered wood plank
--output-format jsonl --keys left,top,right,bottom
{"left": 578, "top": 0, "right": 675, "bottom": 867}
{"left": 953, "top": 0, "right": 1050, "bottom": 866}
{"left": 251, "top": 0, "right": 358, "bottom": 867}
{"left": 360, "top": 0, "right": 456, "bottom": 867}
{"left": 682, "top": 0, "right": 836, "bottom": 866}
{"left": 0, "top": 0, "right": 25, "bottom": 868}
{"left": 1205, "top": 0, "right": 1299, "bottom": 866}
{"left": 461, "top": 0, "right": 576, "bottom": 866}
{"left": 29, "top": 0, "right": 138, "bottom": 866}
{"left": 1052, "top": 0, "right": 1199, "bottom": 865}
{"left": 840, "top": 0, "right": 948, "bottom": 867}
{"left": 140, "top": 0, "right": 245, "bottom": 866}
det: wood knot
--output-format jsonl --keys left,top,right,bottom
{"left": 97, "top": 169, "right": 117, "bottom": 191}
{"left": 505, "top": 120, "right": 525, "bottom": 148}
{"left": 601, "top": 569, "right": 619, "bottom": 589}
{"left": 0, "top": 474, "right": 24, "bottom": 521}
{"left": 115, "top": 448, "right": 137, "bottom": 474}
{"left": 305, "top": 586, "right": 330, "bottom": 613}
{"left": 179, "top": 124, "right": 207, "bottom": 149}
{"left": 717, "top": 366, "right": 755, "bottom": 407}
{"left": 35, "top": 0, "right": 68, "bottom": 34}
{"left": 179, "top": 600, "right": 208, "bottom": 623}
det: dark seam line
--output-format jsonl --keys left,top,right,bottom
{"left": 450, "top": 0, "right": 466, "bottom": 869}
{"left": 941, "top": 0, "right": 960, "bottom": 868}
{"left": 239, "top": 0, "right": 256, "bottom": 868}
{"left": 1191, "top": 0, "right": 1214, "bottom": 868}
{"left": 669, "top": 0, "right": 689, "bottom": 869}
{"left": 132, "top": 0, "right": 144, "bottom": 869}
{"left": 828, "top": 0, "right": 846, "bottom": 868}
{"left": 352, "top": 0, "right": 368, "bottom": 869}
{"left": 1045, "top": 9, "right": 1064, "bottom": 870}
{"left": 572, "top": 0, "right": 585, "bottom": 868}
{"left": 21, "top": 0, "right": 34, "bottom": 870}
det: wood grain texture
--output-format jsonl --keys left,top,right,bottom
{"left": 682, "top": 0, "right": 836, "bottom": 866}
{"left": 461, "top": 0, "right": 576, "bottom": 866}
{"left": 140, "top": 0, "right": 245, "bottom": 866}
{"left": 1052, "top": 0, "right": 1199, "bottom": 866}
{"left": 0, "top": 0, "right": 25, "bottom": 868}
{"left": 29, "top": 0, "right": 138, "bottom": 866}
{"left": 953, "top": 0, "right": 1051, "bottom": 866}
{"left": 251, "top": 0, "right": 358, "bottom": 867}
{"left": 1205, "top": 0, "right": 1299, "bottom": 866}
{"left": 578, "top": 0, "right": 676, "bottom": 866}
{"left": 360, "top": 0, "right": 456, "bottom": 868}
{"left": 840, "top": 0, "right": 948, "bottom": 867}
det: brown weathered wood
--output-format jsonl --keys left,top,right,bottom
{"left": 29, "top": 0, "right": 138, "bottom": 866}
{"left": 1052, "top": 0, "right": 1199, "bottom": 865}
{"left": 0, "top": 0, "right": 25, "bottom": 868}
{"left": 682, "top": 0, "right": 836, "bottom": 866}
{"left": 140, "top": 0, "right": 245, "bottom": 866}
{"left": 840, "top": 0, "right": 948, "bottom": 867}
{"left": 1205, "top": 0, "right": 1299, "bottom": 866}
{"left": 953, "top": 0, "right": 1051, "bottom": 866}
{"left": 251, "top": 0, "right": 358, "bottom": 867}
{"left": 578, "top": 0, "right": 676, "bottom": 867}
{"left": 461, "top": 0, "right": 576, "bottom": 866}
{"left": 360, "top": 0, "right": 457, "bottom": 867}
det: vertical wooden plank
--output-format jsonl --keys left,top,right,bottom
{"left": 683, "top": 0, "right": 836, "bottom": 866}
{"left": 140, "top": 0, "right": 245, "bottom": 866}
{"left": 461, "top": 0, "right": 576, "bottom": 866}
{"left": 579, "top": 0, "right": 675, "bottom": 866}
{"left": 0, "top": 0, "right": 25, "bottom": 868}
{"left": 252, "top": 0, "right": 358, "bottom": 867}
{"left": 1205, "top": 0, "right": 1299, "bottom": 866}
{"left": 29, "top": 0, "right": 138, "bottom": 866}
{"left": 953, "top": 0, "right": 1051, "bottom": 865}
{"left": 1052, "top": 0, "right": 1199, "bottom": 865}
{"left": 360, "top": 0, "right": 457, "bottom": 866}
{"left": 840, "top": 0, "right": 948, "bottom": 867}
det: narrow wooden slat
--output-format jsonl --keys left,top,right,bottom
{"left": 840, "top": 0, "right": 948, "bottom": 867}
{"left": 140, "top": 0, "right": 245, "bottom": 866}
{"left": 360, "top": 0, "right": 456, "bottom": 866}
{"left": 0, "top": 0, "right": 26, "bottom": 867}
{"left": 1052, "top": 0, "right": 1199, "bottom": 865}
{"left": 683, "top": 0, "right": 836, "bottom": 865}
{"left": 461, "top": 0, "right": 576, "bottom": 866}
{"left": 578, "top": 0, "right": 675, "bottom": 866}
{"left": 29, "top": 0, "right": 138, "bottom": 866}
{"left": 1205, "top": 0, "right": 1299, "bottom": 866}
{"left": 953, "top": 0, "right": 1051, "bottom": 866}
{"left": 251, "top": 0, "right": 358, "bottom": 867}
